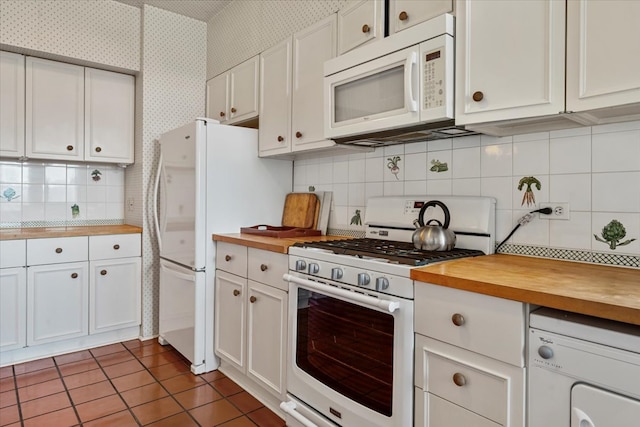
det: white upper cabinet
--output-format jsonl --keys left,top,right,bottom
{"left": 455, "top": 0, "right": 566, "bottom": 126}
{"left": 337, "top": 0, "right": 384, "bottom": 55}
{"left": 566, "top": 0, "right": 640, "bottom": 118}
{"left": 0, "top": 51, "right": 25, "bottom": 158}
{"left": 207, "top": 56, "right": 260, "bottom": 125}
{"left": 388, "top": 0, "right": 453, "bottom": 34}
{"left": 259, "top": 14, "right": 337, "bottom": 157}
{"left": 26, "top": 57, "right": 85, "bottom": 161}
{"left": 85, "top": 68, "right": 135, "bottom": 164}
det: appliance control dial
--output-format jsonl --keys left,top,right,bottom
{"left": 295, "top": 260, "right": 307, "bottom": 271}
{"left": 375, "top": 277, "right": 389, "bottom": 291}
{"left": 357, "top": 273, "right": 370, "bottom": 287}
{"left": 308, "top": 263, "right": 320, "bottom": 274}
{"left": 538, "top": 345, "right": 554, "bottom": 359}
{"left": 331, "top": 268, "right": 343, "bottom": 280}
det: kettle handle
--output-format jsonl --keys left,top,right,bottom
{"left": 418, "top": 200, "right": 451, "bottom": 229}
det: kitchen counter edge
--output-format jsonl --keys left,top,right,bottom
{"left": 411, "top": 253, "right": 640, "bottom": 326}
{"left": 213, "top": 233, "right": 352, "bottom": 254}
{"left": 0, "top": 225, "right": 143, "bottom": 240}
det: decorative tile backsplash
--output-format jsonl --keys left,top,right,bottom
{"left": 0, "top": 161, "right": 125, "bottom": 228}
{"left": 294, "top": 120, "right": 640, "bottom": 265}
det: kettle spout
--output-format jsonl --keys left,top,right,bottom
{"left": 413, "top": 219, "right": 421, "bottom": 229}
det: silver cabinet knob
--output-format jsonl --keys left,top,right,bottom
{"left": 308, "top": 263, "right": 320, "bottom": 274}
{"left": 331, "top": 268, "right": 343, "bottom": 280}
{"left": 295, "top": 260, "right": 307, "bottom": 271}
{"left": 538, "top": 345, "right": 554, "bottom": 359}
{"left": 375, "top": 277, "right": 389, "bottom": 291}
{"left": 357, "top": 273, "right": 370, "bottom": 286}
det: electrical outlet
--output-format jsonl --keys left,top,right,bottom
{"left": 539, "top": 202, "right": 570, "bottom": 220}
{"left": 127, "top": 198, "right": 134, "bottom": 212}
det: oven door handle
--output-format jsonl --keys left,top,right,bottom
{"left": 280, "top": 400, "right": 319, "bottom": 427}
{"left": 283, "top": 274, "right": 400, "bottom": 313}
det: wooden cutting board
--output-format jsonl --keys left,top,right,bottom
{"left": 281, "top": 193, "right": 319, "bottom": 229}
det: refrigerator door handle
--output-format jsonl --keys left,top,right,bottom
{"left": 153, "top": 152, "right": 163, "bottom": 252}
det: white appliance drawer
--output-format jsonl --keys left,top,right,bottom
{"left": 1, "top": 240, "right": 26, "bottom": 268}
{"left": 89, "top": 233, "right": 140, "bottom": 260}
{"left": 248, "top": 248, "right": 288, "bottom": 291}
{"left": 27, "top": 236, "right": 88, "bottom": 265}
{"left": 414, "top": 282, "right": 525, "bottom": 366}
{"left": 415, "top": 334, "right": 525, "bottom": 427}
{"left": 216, "top": 242, "right": 247, "bottom": 277}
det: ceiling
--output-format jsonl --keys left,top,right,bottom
{"left": 114, "top": 0, "right": 233, "bottom": 22}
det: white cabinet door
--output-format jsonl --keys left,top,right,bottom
{"left": 214, "top": 269, "right": 246, "bottom": 372}
{"left": 292, "top": 14, "right": 337, "bottom": 153}
{"left": 90, "top": 257, "right": 141, "bottom": 334}
{"left": 246, "top": 280, "right": 287, "bottom": 399}
{"left": 455, "top": 0, "right": 566, "bottom": 125}
{"left": 229, "top": 55, "right": 259, "bottom": 124}
{"left": 84, "top": 68, "right": 135, "bottom": 164}
{"left": 26, "top": 57, "right": 84, "bottom": 161}
{"left": 27, "top": 261, "right": 88, "bottom": 345}
{"left": 389, "top": 0, "right": 452, "bottom": 34}
{"left": 259, "top": 38, "right": 292, "bottom": 157}
{"left": 0, "top": 51, "right": 25, "bottom": 158}
{"left": 338, "top": 0, "right": 384, "bottom": 55}
{"left": 566, "top": 0, "right": 640, "bottom": 115}
{"left": 0, "top": 267, "right": 26, "bottom": 351}
{"left": 206, "top": 72, "right": 229, "bottom": 123}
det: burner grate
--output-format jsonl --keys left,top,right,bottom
{"left": 293, "top": 238, "right": 484, "bottom": 266}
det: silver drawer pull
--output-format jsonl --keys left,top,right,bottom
{"left": 451, "top": 313, "right": 465, "bottom": 326}
{"left": 453, "top": 372, "right": 467, "bottom": 387}
{"left": 55, "top": 248, "right": 63, "bottom": 254}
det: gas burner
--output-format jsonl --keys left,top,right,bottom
{"left": 293, "top": 238, "right": 484, "bottom": 266}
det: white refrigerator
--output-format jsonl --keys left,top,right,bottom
{"left": 153, "top": 118, "right": 292, "bottom": 374}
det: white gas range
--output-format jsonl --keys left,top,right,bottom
{"left": 281, "top": 195, "right": 496, "bottom": 427}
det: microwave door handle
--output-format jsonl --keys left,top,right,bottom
{"left": 405, "top": 51, "right": 418, "bottom": 112}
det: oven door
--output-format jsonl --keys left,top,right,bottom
{"left": 282, "top": 273, "right": 413, "bottom": 427}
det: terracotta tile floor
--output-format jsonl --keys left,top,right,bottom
{"left": 0, "top": 340, "right": 286, "bottom": 427}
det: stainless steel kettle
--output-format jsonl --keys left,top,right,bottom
{"left": 412, "top": 200, "right": 456, "bottom": 251}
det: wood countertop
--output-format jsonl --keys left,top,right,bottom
{"left": 212, "top": 233, "right": 352, "bottom": 254}
{"left": 411, "top": 254, "right": 640, "bottom": 326}
{"left": 0, "top": 225, "right": 143, "bottom": 240}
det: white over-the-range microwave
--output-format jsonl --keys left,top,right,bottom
{"left": 324, "top": 14, "right": 475, "bottom": 147}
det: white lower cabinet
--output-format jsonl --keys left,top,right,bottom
{"left": 215, "top": 241, "right": 288, "bottom": 404}
{"left": 27, "top": 261, "right": 89, "bottom": 345}
{"left": 414, "top": 282, "right": 526, "bottom": 427}
{"left": 0, "top": 233, "right": 141, "bottom": 364}
{"left": 90, "top": 257, "right": 141, "bottom": 334}
{"left": 0, "top": 267, "right": 26, "bottom": 351}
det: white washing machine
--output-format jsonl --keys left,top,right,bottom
{"left": 528, "top": 308, "right": 640, "bottom": 427}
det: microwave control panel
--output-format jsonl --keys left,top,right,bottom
{"left": 423, "top": 47, "right": 446, "bottom": 111}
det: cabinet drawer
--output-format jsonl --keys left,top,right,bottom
{"left": 216, "top": 242, "right": 247, "bottom": 277}
{"left": 27, "top": 236, "right": 88, "bottom": 265}
{"left": 1, "top": 240, "right": 26, "bottom": 268}
{"left": 419, "top": 390, "right": 501, "bottom": 427}
{"left": 89, "top": 233, "right": 140, "bottom": 260}
{"left": 415, "top": 282, "right": 525, "bottom": 366}
{"left": 248, "top": 248, "right": 288, "bottom": 291}
{"left": 415, "top": 334, "right": 525, "bottom": 426}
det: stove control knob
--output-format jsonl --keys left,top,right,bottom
{"left": 308, "top": 263, "right": 320, "bottom": 274}
{"left": 357, "top": 273, "right": 370, "bottom": 287}
{"left": 375, "top": 277, "right": 389, "bottom": 291}
{"left": 295, "top": 260, "right": 307, "bottom": 271}
{"left": 538, "top": 345, "right": 554, "bottom": 360}
{"left": 331, "top": 268, "right": 343, "bottom": 280}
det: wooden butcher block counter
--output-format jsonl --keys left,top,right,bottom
{"left": 411, "top": 254, "right": 640, "bottom": 326}
{"left": 0, "top": 224, "right": 142, "bottom": 240}
{"left": 212, "top": 233, "right": 351, "bottom": 254}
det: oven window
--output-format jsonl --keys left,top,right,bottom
{"left": 295, "top": 288, "right": 394, "bottom": 417}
